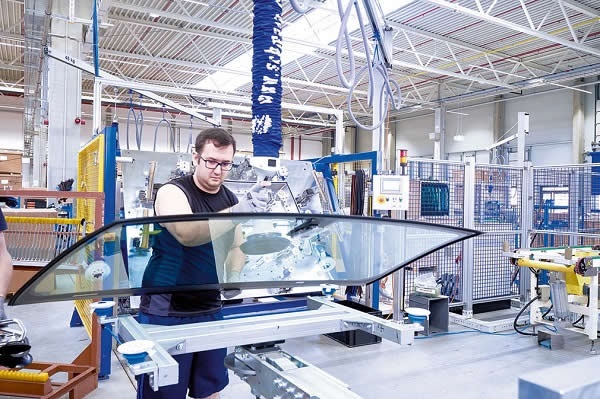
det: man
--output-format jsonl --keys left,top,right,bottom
{"left": 0, "top": 207, "right": 12, "bottom": 321}
{"left": 137, "top": 127, "right": 265, "bottom": 399}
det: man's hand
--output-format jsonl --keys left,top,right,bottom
{"left": 0, "top": 297, "right": 6, "bottom": 321}
{"left": 231, "top": 183, "right": 270, "bottom": 213}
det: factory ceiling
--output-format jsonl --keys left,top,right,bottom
{"left": 1, "top": 0, "right": 600, "bottom": 133}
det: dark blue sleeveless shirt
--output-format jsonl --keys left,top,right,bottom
{"left": 0, "top": 208, "right": 6, "bottom": 232}
{"left": 139, "top": 174, "right": 238, "bottom": 317}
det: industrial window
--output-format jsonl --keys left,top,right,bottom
{"left": 421, "top": 182, "right": 450, "bottom": 216}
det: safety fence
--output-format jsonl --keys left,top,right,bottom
{"left": 532, "top": 164, "right": 600, "bottom": 247}
{"left": 402, "top": 160, "right": 524, "bottom": 310}
{"left": 404, "top": 159, "right": 466, "bottom": 304}
{"left": 471, "top": 164, "right": 523, "bottom": 303}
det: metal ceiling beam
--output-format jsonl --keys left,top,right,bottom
{"left": 88, "top": 48, "right": 365, "bottom": 96}
{"left": 422, "top": 0, "right": 600, "bottom": 58}
{"left": 0, "top": 62, "right": 24, "bottom": 72}
{"left": 0, "top": 32, "right": 24, "bottom": 41}
{"left": 386, "top": 20, "right": 553, "bottom": 75}
{"left": 110, "top": 1, "right": 250, "bottom": 36}
{"left": 44, "top": 46, "right": 219, "bottom": 126}
{"left": 107, "top": 6, "right": 515, "bottom": 89}
{"left": 559, "top": 0, "right": 600, "bottom": 19}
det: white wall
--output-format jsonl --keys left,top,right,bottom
{"left": 0, "top": 96, "right": 25, "bottom": 151}
{"left": 505, "top": 90, "right": 573, "bottom": 165}
{"left": 389, "top": 90, "right": 582, "bottom": 165}
{"left": 393, "top": 103, "right": 495, "bottom": 159}
{"left": 395, "top": 114, "right": 436, "bottom": 157}
{"left": 445, "top": 103, "right": 495, "bottom": 154}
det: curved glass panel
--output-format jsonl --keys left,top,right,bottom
{"left": 10, "top": 213, "right": 480, "bottom": 305}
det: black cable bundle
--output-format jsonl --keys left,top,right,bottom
{"left": 347, "top": 169, "right": 367, "bottom": 300}
{"left": 350, "top": 169, "right": 366, "bottom": 216}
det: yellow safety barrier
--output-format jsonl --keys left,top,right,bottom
{"left": 0, "top": 369, "right": 49, "bottom": 382}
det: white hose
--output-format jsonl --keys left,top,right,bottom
{"left": 347, "top": 63, "right": 401, "bottom": 130}
{"left": 333, "top": 0, "right": 402, "bottom": 129}
{"left": 335, "top": 0, "right": 356, "bottom": 88}
{"left": 292, "top": 0, "right": 404, "bottom": 131}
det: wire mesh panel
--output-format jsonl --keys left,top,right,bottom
{"left": 77, "top": 134, "right": 105, "bottom": 234}
{"left": 471, "top": 165, "right": 523, "bottom": 303}
{"left": 76, "top": 134, "right": 106, "bottom": 336}
{"left": 406, "top": 160, "right": 464, "bottom": 227}
{"left": 473, "top": 165, "right": 523, "bottom": 232}
{"left": 402, "top": 242, "right": 464, "bottom": 304}
{"left": 529, "top": 231, "right": 600, "bottom": 249}
{"left": 473, "top": 233, "right": 520, "bottom": 301}
{"left": 404, "top": 160, "right": 465, "bottom": 304}
{"left": 532, "top": 164, "right": 597, "bottom": 247}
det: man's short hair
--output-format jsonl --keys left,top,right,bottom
{"left": 195, "top": 128, "right": 236, "bottom": 154}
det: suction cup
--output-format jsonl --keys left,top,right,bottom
{"left": 240, "top": 232, "right": 290, "bottom": 255}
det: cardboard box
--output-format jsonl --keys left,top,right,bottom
{"left": 0, "top": 173, "right": 22, "bottom": 190}
{"left": 0, "top": 151, "right": 22, "bottom": 174}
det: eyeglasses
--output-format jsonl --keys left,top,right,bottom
{"left": 199, "top": 156, "right": 234, "bottom": 171}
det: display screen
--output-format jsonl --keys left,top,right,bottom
{"left": 381, "top": 178, "right": 402, "bottom": 192}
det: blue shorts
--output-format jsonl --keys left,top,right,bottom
{"left": 136, "top": 311, "right": 229, "bottom": 399}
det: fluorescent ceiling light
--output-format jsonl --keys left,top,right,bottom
{"left": 453, "top": 134, "right": 465, "bottom": 142}
{"left": 447, "top": 110, "right": 469, "bottom": 116}
{"left": 180, "top": 0, "right": 208, "bottom": 5}
{"left": 194, "top": 0, "right": 414, "bottom": 93}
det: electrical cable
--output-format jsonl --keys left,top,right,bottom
{"left": 125, "top": 90, "right": 138, "bottom": 150}
{"left": 541, "top": 304, "right": 553, "bottom": 320}
{"left": 189, "top": 94, "right": 205, "bottom": 105}
{"left": 137, "top": 94, "right": 144, "bottom": 150}
{"left": 153, "top": 104, "right": 175, "bottom": 153}
{"left": 187, "top": 115, "right": 194, "bottom": 154}
{"left": 513, "top": 295, "right": 539, "bottom": 336}
{"left": 101, "top": 325, "right": 122, "bottom": 345}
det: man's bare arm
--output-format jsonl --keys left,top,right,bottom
{"left": 225, "top": 226, "right": 245, "bottom": 282}
{"left": 0, "top": 232, "right": 13, "bottom": 298}
{"left": 155, "top": 184, "right": 235, "bottom": 247}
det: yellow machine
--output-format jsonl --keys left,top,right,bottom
{"left": 505, "top": 245, "right": 599, "bottom": 340}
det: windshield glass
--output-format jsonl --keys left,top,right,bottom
{"left": 10, "top": 213, "right": 479, "bottom": 305}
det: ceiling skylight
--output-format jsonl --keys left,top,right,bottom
{"left": 194, "top": 0, "right": 414, "bottom": 93}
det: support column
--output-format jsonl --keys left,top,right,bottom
{"left": 386, "top": 121, "right": 396, "bottom": 171}
{"left": 47, "top": 1, "right": 85, "bottom": 190}
{"left": 573, "top": 89, "right": 585, "bottom": 164}
{"left": 333, "top": 110, "right": 344, "bottom": 155}
{"left": 433, "top": 104, "right": 446, "bottom": 160}
{"left": 371, "top": 61, "right": 386, "bottom": 172}
{"left": 492, "top": 96, "right": 505, "bottom": 164}
{"left": 516, "top": 112, "right": 529, "bottom": 167}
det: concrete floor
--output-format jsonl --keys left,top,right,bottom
{"left": 1, "top": 300, "right": 596, "bottom": 399}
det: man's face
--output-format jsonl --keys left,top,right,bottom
{"left": 192, "top": 140, "right": 234, "bottom": 193}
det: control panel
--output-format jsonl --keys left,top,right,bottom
{"left": 372, "top": 175, "right": 409, "bottom": 211}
